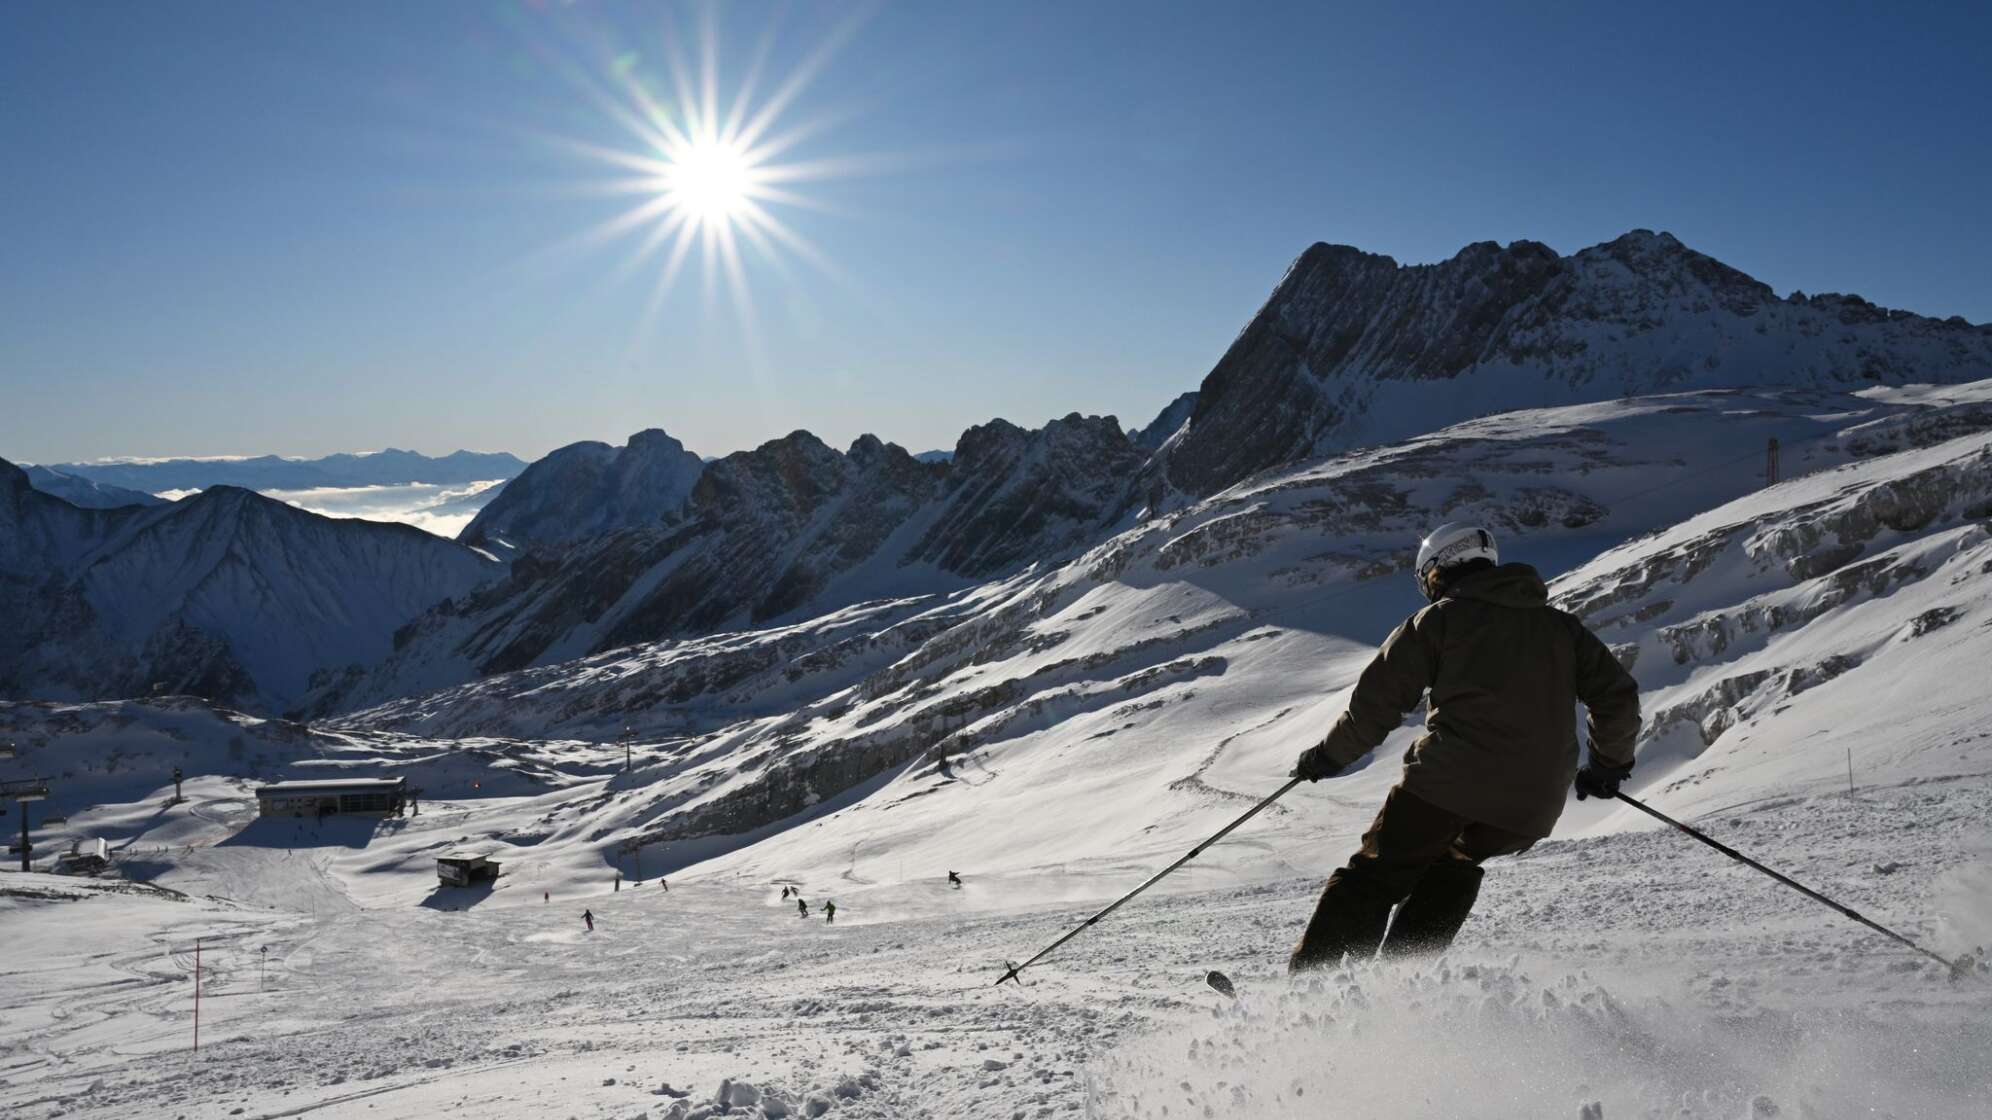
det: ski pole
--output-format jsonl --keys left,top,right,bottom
{"left": 996, "top": 777, "right": 1302, "bottom": 986}
{"left": 1616, "top": 792, "right": 1970, "bottom": 978}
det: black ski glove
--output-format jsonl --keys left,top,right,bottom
{"left": 1291, "top": 743, "right": 1344, "bottom": 782}
{"left": 1574, "top": 758, "right": 1633, "bottom": 800}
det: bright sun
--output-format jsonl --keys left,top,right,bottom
{"left": 663, "top": 136, "right": 755, "bottom": 224}
{"left": 539, "top": 7, "right": 877, "bottom": 330}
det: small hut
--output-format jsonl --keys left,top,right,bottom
{"left": 436, "top": 851, "right": 501, "bottom": 887}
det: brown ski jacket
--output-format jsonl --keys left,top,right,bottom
{"left": 1316, "top": 563, "right": 1640, "bottom": 838}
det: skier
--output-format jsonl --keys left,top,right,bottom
{"left": 1286, "top": 524, "right": 1640, "bottom": 972}
{"left": 797, "top": 897, "right": 809, "bottom": 918}
{"left": 824, "top": 901, "right": 836, "bottom": 924}
{"left": 660, "top": 878, "right": 668, "bottom": 892}
{"left": 614, "top": 875, "right": 621, "bottom": 892}
{"left": 947, "top": 870, "right": 962, "bottom": 888}
{"left": 543, "top": 891, "right": 549, "bottom": 903}
{"left": 781, "top": 885, "right": 791, "bottom": 900}
{"left": 582, "top": 908, "right": 595, "bottom": 933}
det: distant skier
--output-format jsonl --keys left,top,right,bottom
{"left": 1287, "top": 524, "right": 1641, "bottom": 972}
{"left": 947, "top": 871, "right": 962, "bottom": 888}
{"left": 582, "top": 909, "right": 595, "bottom": 933}
{"left": 796, "top": 898, "right": 809, "bottom": 918}
{"left": 824, "top": 901, "right": 836, "bottom": 924}
{"left": 781, "top": 885, "right": 791, "bottom": 900}
{"left": 659, "top": 878, "right": 668, "bottom": 892}
{"left": 614, "top": 875, "right": 621, "bottom": 892}
{"left": 543, "top": 891, "right": 549, "bottom": 903}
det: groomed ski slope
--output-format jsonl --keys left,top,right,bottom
{"left": 2, "top": 780, "right": 1986, "bottom": 1119}
{"left": 5, "top": 385, "right": 1992, "bottom": 1118}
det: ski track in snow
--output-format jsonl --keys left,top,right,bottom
{"left": 3, "top": 778, "right": 1988, "bottom": 1120}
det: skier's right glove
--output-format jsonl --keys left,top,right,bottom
{"left": 1574, "top": 758, "right": 1634, "bottom": 800}
{"left": 1291, "top": 743, "right": 1344, "bottom": 782}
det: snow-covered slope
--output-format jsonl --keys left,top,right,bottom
{"left": 1161, "top": 230, "right": 1992, "bottom": 499}
{"left": 459, "top": 428, "right": 707, "bottom": 560}
{"left": 10, "top": 388, "right": 1992, "bottom": 1120}
{"left": 20, "top": 464, "right": 167, "bottom": 509}
{"left": 0, "top": 461, "right": 502, "bottom": 714}
{"left": 314, "top": 383, "right": 1992, "bottom": 898}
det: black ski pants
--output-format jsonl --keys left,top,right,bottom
{"left": 1290, "top": 785, "right": 1535, "bottom": 972}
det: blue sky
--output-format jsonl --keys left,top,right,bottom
{"left": 3, "top": 1, "right": 1987, "bottom": 464}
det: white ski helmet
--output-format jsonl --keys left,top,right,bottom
{"left": 1414, "top": 523, "right": 1499, "bottom": 600}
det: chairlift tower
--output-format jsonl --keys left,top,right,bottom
{"left": 2, "top": 777, "right": 53, "bottom": 872}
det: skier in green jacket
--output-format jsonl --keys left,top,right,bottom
{"left": 1288, "top": 523, "right": 1641, "bottom": 971}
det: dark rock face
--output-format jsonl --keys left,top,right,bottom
{"left": 1165, "top": 230, "right": 1992, "bottom": 496}
{"left": 909, "top": 413, "right": 1147, "bottom": 577}
{"left": 460, "top": 428, "right": 705, "bottom": 558}
{"left": 1131, "top": 391, "right": 1199, "bottom": 451}
{"left": 329, "top": 414, "right": 1149, "bottom": 701}
{"left": 602, "top": 431, "right": 945, "bottom": 643}
{"left": 423, "top": 432, "right": 947, "bottom": 679}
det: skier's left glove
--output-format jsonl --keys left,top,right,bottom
{"left": 1291, "top": 743, "right": 1344, "bottom": 782}
{"left": 1574, "top": 757, "right": 1633, "bottom": 800}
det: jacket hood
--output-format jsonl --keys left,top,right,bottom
{"left": 1444, "top": 562, "right": 1548, "bottom": 608}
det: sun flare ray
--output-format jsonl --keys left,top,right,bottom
{"left": 527, "top": 5, "right": 874, "bottom": 335}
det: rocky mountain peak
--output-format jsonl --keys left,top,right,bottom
{"left": 1, "top": 455, "right": 29, "bottom": 499}
{"left": 1131, "top": 392, "right": 1199, "bottom": 451}
{"left": 1161, "top": 230, "right": 1992, "bottom": 498}
{"left": 460, "top": 427, "right": 705, "bottom": 559}
{"left": 625, "top": 428, "right": 687, "bottom": 454}
{"left": 690, "top": 431, "right": 859, "bottom": 529}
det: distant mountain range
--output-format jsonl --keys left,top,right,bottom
{"left": 11, "top": 229, "right": 1992, "bottom": 720}
{"left": 37, "top": 447, "right": 527, "bottom": 494}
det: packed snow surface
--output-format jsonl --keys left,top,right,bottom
{"left": 2, "top": 785, "right": 1987, "bottom": 1119}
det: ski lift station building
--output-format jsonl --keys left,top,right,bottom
{"left": 255, "top": 777, "right": 407, "bottom": 818}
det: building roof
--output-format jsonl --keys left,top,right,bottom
{"left": 255, "top": 777, "right": 406, "bottom": 795}
{"left": 437, "top": 850, "right": 496, "bottom": 864}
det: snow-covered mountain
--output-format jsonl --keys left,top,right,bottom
{"left": 1160, "top": 230, "right": 1992, "bottom": 498}
{"left": 44, "top": 447, "right": 526, "bottom": 494}
{"left": 290, "top": 231, "right": 1992, "bottom": 718}
{"left": 20, "top": 464, "right": 168, "bottom": 509}
{"left": 0, "top": 458, "right": 501, "bottom": 714}
{"left": 308, "top": 413, "right": 1146, "bottom": 712}
{"left": 458, "top": 428, "right": 707, "bottom": 560}
{"left": 320, "top": 382, "right": 1992, "bottom": 882}
{"left": 12, "top": 385, "right": 1992, "bottom": 1120}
